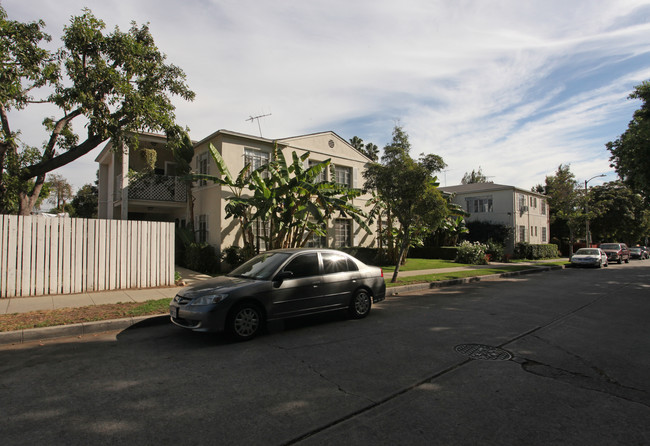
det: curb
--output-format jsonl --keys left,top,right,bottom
{"left": 0, "top": 265, "right": 565, "bottom": 346}
{"left": 0, "top": 314, "right": 170, "bottom": 346}
{"left": 385, "top": 264, "right": 565, "bottom": 296}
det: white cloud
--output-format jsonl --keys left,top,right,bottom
{"left": 3, "top": 0, "right": 650, "bottom": 192}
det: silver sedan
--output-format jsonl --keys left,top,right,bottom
{"left": 570, "top": 248, "right": 608, "bottom": 268}
{"left": 170, "top": 249, "right": 386, "bottom": 340}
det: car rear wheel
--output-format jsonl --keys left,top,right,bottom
{"left": 348, "top": 289, "right": 372, "bottom": 319}
{"left": 227, "top": 303, "right": 263, "bottom": 341}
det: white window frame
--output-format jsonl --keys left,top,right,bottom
{"left": 334, "top": 219, "right": 352, "bottom": 248}
{"left": 334, "top": 165, "right": 352, "bottom": 187}
{"left": 244, "top": 148, "right": 270, "bottom": 177}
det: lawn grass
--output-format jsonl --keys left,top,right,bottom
{"left": 381, "top": 258, "right": 469, "bottom": 272}
{"left": 385, "top": 265, "right": 543, "bottom": 287}
{"left": 0, "top": 298, "right": 172, "bottom": 332}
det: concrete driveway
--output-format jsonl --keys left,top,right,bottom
{"left": 0, "top": 262, "right": 648, "bottom": 445}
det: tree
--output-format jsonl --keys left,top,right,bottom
{"left": 535, "top": 164, "right": 582, "bottom": 255}
{"left": 166, "top": 125, "right": 196, "bottom": 238}
{"left": 364, "top": 125, "right": 448, "bottom": 282}
{"left": 607, "top": 81, "right": 650, "bottom": 203}
{"left": 68, "top": 183, "right": 98, "bottom": 218}
{"left": 588, "top": 181, "right": 650, "bottom": 244}
{"left": 0, "top": 7, "right": 194, "bottom": 215}
{"left": 461, "top": 167, "right": 492, "bottom": 184}
{"left": 349, "top": 136, "right": 379, "bottom": 161}
{"left": 362, "top": 142, "right": 379, "bottom": 162}
{"left": 46, "top": 174, "right": 73, "bottom": 211}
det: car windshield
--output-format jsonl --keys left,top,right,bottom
{"left": 599, "top": 244, "right": 619, "bottom": 250}
{"left": 227, "top": 252, "right": 292, "bottom": 280}
{"left": 576, "top": 249, "right": 599, "bottom": 255}
{"left": 630, "top": 248, "right": 641, "bottom": 252}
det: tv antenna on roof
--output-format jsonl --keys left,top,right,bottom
{"left": 246, "top": 113, "right": 272, "bottom": 137}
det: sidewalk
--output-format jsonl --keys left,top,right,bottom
{"left": 0, "top": 266, "right": 213, "bottom": 315}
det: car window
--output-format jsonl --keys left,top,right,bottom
{"left": 228, "top": 252, "right": 292, "bottom": 280}
{"left": 283, "top": 253, "right": 320, "bottom": 278}
{"left": 322, "top": 252, "right": 358, "bottom": 274}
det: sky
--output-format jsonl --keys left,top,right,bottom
{"left": 4, "top": 0, "right": 650, "bottom": 192}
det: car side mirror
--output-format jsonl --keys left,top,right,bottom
{"left": 273, "top": 271, "right": 294, "bottom": 286}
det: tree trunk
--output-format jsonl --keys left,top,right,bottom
{"left": 18, "top": 174, "right": 46, "bottom": 215}
{"left": 391, "top": 227, "right": 410, "bottom": 283}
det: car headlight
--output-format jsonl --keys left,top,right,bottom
{"left": 189, "top": 294, "right": 228, "bottom": 306}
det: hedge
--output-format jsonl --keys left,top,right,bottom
{"left": 514, "top": 242, "right": 560, "bottom": 260}
{"left": 408, "top": 246, "right": 458, "bottom": 260}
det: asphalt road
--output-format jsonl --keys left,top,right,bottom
{"left": 1, "top": 262, "right": 649, "bottom": 445}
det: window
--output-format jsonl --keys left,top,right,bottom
{"left": 251, "top": 219, "right": 269, "bottom": 251}
{"left": 519, "top": 225, "right": 526, "bottom": 242}
{"left": 466, "top": 197, "right": 493, "bottom": 213}
{"left": 196, "top": 152, "right": 210, "bottom": 186}
{"left": 518, "top": 194, "right": 527, "bottom": 211}
{"left": 334, "top": 219, "right": 352, "bottom": 248}
{"left": 334, "top": 165, "right": 352, "bottom": 187}
{"left": 244, "top": 148, "right": 270, "bottom": 177}
{"left": 322, "top": 252, "right": 358, "bottom": 274}
{"left": 282, "top": 253, "right": 320, "bottom": 278}
{"left": 542, "top": 227, "right": 547, "bottom": 243}
{"left": 306, "top": 231, "right": 327, "bottom": 248}
{"left": 198, "top": 214, "right": 208, "bottom": 243}
{"left": 309, "top": 160, "right": 327, "bottom": 183}
{"left": 541, "top": 200, "right": 547, "bottom": 215}
{"left": 529, "top": 196, "right": 537, "bottom": 208}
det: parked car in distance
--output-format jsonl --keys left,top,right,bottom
{"left": 571, "top": 248, "right": 608, "bottom": 268}
{"left": 630, "top": 247, "right": 648, "bottom": 260}
{"left": 599, "top": 243, "right": 630, "bottom": 264}
{"left": 170, "top": 249, "right": 386, "bottom": 341}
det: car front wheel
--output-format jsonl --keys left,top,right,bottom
{"left": 348, "top": 289, "right": 372, "bottom": 319}
{"left": 227, "top": 303, "right": 263, "bottom": 341}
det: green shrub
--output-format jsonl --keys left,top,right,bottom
{"left": 408, "top": 246, "right": 458, "bottom": 260}
{"left": 514, "top": 242, "right": 560, "bottom": 259}
{"left": 184, "top": 243, "right": 220, "bottom": 273}
{"left": 455, "top": 241, "right": 489, "bottom": 264}
{"left": 338, "top": 247, "right": 384, "bottom": 265}
{"left": 485, "top": 239, "right": 505, "bottom": 262}
{"left": 221, "top": 245, "right": 255, "bottom": 269}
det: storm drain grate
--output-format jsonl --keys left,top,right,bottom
{"left": 454, "top": 344, "right": 513, "bottom": 361}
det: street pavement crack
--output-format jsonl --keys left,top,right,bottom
{"left": 517, "top": 357, "right": 650, "bottom": 408}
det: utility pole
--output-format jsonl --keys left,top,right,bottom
{"left": 585, "top": 174, "right": 605, "bottom": 247}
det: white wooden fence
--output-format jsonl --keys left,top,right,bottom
{"left": 0, "top": 215, "right": 175, "bottom": 298}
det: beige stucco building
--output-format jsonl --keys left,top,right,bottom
{"left": 439, "top": 183, "right": 550, "bottom": 253}
{"left": 96, "top": 130, "right": 376, "bottom": 254}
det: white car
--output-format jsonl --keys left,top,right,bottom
{"left": 571, "top": 248, "right": 608, "bottom": 268}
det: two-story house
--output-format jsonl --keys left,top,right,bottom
{"left": 96, "top": 129, "right": 376, "bottom": 254}
{"left": 439, "top": 183, "right": 550, "bottom": 253}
